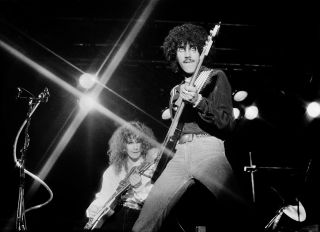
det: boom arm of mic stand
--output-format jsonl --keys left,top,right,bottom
{"left": 243, "top": 163, "right": 298, "bottom": 204}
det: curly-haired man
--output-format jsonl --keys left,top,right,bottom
{"left": 132, "top": 23, "right": 255, "bottom": 232}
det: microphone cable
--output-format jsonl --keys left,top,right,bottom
{"left": 13, "top": 99, "right": 53, "bottom": 213}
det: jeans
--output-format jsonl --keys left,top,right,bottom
{"left": 132, "top": 136, "right": 248, "bottom": 232}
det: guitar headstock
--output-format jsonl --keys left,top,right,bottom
{"left": 210, "top": 22, "right": 221, "bottom": 38}
{"left": 203, "top": 22, "right": 221, "bottom": 56}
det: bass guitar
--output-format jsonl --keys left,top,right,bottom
{"left": 151, "top": 22, "right": 221, "bottom": 182}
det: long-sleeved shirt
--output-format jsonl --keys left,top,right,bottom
{"left": 87, "top": 157, "right": 155, "bottom": 213}
{"left": 171, "top": 67, "right": 234, "bottom": 140}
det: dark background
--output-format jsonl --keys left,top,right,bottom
{"left": 1, "top": 0, "right": 319, "bottom": 231}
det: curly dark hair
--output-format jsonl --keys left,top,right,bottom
{"left": 162, "top": 23, "right": 209, "bottom": 73}
{"left": 107, "top": 121, "right": 156, "bottom": 174}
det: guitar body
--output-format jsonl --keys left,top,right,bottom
{"left": 89, "top": 207, "right": 115, "bottom": 230}
{"left": 84, "top": 199, "right": 119, "bottom": 230}
{"left": 151, "top": 123, "right": 182, "bottom": 183}
{"left": 84, "top": 162, "right": 154, "bottom": 230}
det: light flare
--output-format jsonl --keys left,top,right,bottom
{"left": 1, "top": 0, "right": 161, "bottom": 195}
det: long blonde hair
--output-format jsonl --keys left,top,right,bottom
{"left": 107, "top": 121, "right": 156, "bottom": 174}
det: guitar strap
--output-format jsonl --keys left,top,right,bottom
{"left": 194, "top": 69, "right": 212, "bottom": 93}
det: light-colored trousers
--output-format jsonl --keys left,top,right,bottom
{"left": 132, "top": 136, "right": 248, "bottom": 232}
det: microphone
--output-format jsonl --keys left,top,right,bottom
{"left": 16, "top": 87, "right": 50, "bottom": 103}
{"left": 16, "top": 87, "right": 22, "bottom": 100}
{"left": 37, "top": 87, "right": 50, "bottom": 103}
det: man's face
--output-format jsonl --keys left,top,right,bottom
{"left": 126, "top": 137, "right": 142, "bottom": 161}
{"left": 176, "top": 43, "right": 200, "bottom": 75}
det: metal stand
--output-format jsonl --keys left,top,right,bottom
{"left": 244, "top": 152, "right": 297, "bottom": 203}
{"left": 244, "top": 152, "right": 257, "bottom": 203}
{"left": 15, "top": 99, "right": 33, "bottom": 231}
{"left": 14, "top": 87, "right": 50, "bottom": 231}
{"left": 244, "top": 152, "right": 307, "bottom": 231}
{"left": 16, "top": 158, "right": 27, "bottom": 231}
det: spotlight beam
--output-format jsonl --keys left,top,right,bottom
{"left": 2, "top": 2, "right": 161, "bottom": 229}
{"left": 1, "top": 0, "right": 160, "bottom": 191}
{"left": 94, "top": 80, "right": 168, "bottom": 128}
{"left": 1, "top": 38, "right": 163, "bottom": 195}
{"left": 92, "top": 0, "right": 160, "bottom": 97}
{"left": 0, "top": 40, "right": 82, "bottom": 98}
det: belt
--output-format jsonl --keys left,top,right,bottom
{"left": 178, "top": 133, "right": 210, "bottom": 144}
{"left": 123, "top": 202, "right": 142, "bottom": 211}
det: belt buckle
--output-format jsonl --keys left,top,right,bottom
{"left": 179, "top": 134, "right": 193, "bottom": 144}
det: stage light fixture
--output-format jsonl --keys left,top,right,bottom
{"left": 306, "top": 101, "right": 320, "bottom": 118}
{"left": 244, "top": 105, "right": 259, "bottom": 120}
{"left": 233, "top": 107, "right": 240, "bottom": 119}
{"left": 233, "top": 90, "right": 248, "bottom": 102}
{"left": 79, "top": 73, "right": 97, "bottom": 90}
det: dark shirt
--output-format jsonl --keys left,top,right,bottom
{"left": 171, "top": 67, "right": 234, "bottom": 140}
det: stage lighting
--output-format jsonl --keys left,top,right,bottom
{"left": 79, "top": 73, "right": 97, "bottom": 90}
{"left": 306, "top": 101, "right": 320, "bottom": 118}
{"left": 78, "top": 95, "right": 98, "bottom": 112}
{"left": 233, "top": 90, "right": 248, "bottom": 102}
{"left": 244, "top": 105, "right": 259, "bottom": 120}
{"left": 233, "top": 108, "right": 240, "bottom": 119}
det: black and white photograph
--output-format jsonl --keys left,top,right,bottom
{"left": 1, "top": 1, "right": 319, "bottom": 232}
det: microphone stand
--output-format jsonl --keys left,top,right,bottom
{"left": 244, "top": 152, "right": 304, "bottom": 231}
{"left": 244, "top": 152, "right": 257, "bottom": 203}
{"left": 16, "top": 156, "right": 27, "bottom": 231}
{"left": 244, "top": 151, "right": 298, "bottom": 204}
{"left": 15, "top": 98, "right": 41, "bottom": 231}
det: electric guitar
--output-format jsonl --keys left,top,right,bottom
{"left": 84, "top": 161, "right": 153, "bottom": 230}
{"left": 151, "top": 22, "right": 221, "bottom": 182}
